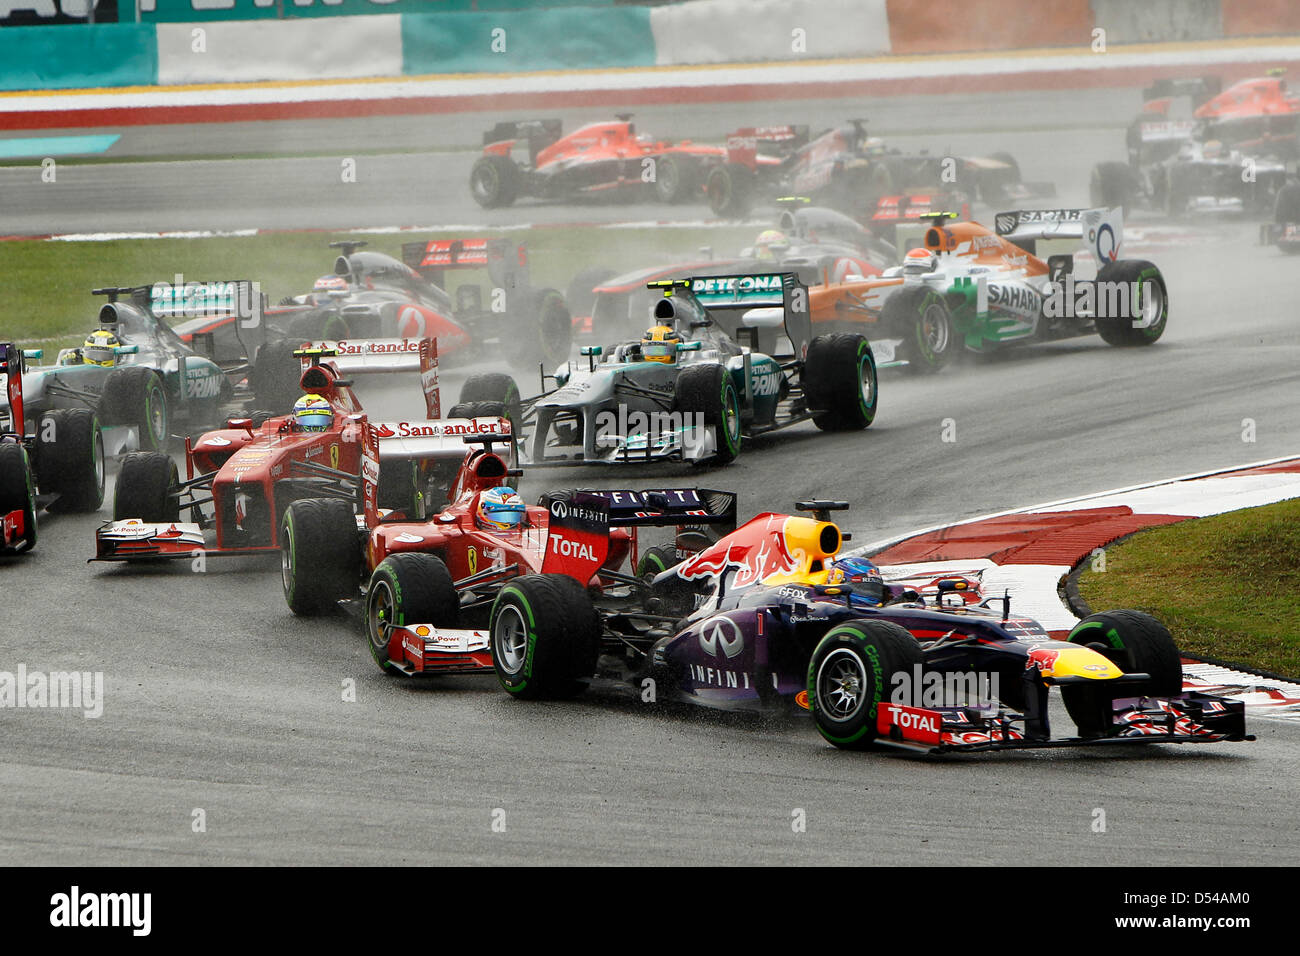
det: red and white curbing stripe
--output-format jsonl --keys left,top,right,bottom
{"left": 855, "top": 456, "right": 1300, "bottom": 719}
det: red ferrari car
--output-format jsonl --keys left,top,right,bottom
{"left": 92, "top": 339, "right": 445, "bottom": 561}
{"left": 279, "top": 425, "right": 738, "bottom": 678}
{"left": 468, "top": 115, "right": 789, "bottom": 208}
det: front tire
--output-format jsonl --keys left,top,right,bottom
{"left": 802, "top": 333, "right": 877, "bottom": 431}
{"left": 1062, "top": 609, "right": 1183, "bottom": 736}
{"left": 459, "top": 372, "right": 523, "bottom": 427}
{"left": 490, "top": 574, "right": 600, "bottom": 699}
{"left": 365, "top": 553, "right": 460, "bottom": 674}
{"left": 808, "top": 619, "right": 923, "bottom": 750}
{"left": 652, "top": 155, "right": 697, "bottom": 203}
{"left": 1089, "top": 161, "right": 1139, "bottom": 216}
{"left": 1093, "top": 259, "right": 1168, "bottom": 346}
{"left": 883, "top": 285, "right": 955, "bottom": 373}
{"left": 672, "top": 363, "right": 742, "bottom": 464}
{"left": 114, "top": 452, "right": 179, "bottom": 522}
{"left": 281, "top": 498, "right": 361, "bottom": 616}
{"left": 98, "top": 366, "right": 169, "bottom": 453}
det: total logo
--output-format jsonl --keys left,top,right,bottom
{"left": 548, "top": 534, "right": 597, "bottom": 561}
{"left": 698, "top": 616, "right": 744, "bottom": 660}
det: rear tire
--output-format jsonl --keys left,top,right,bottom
{"left": 365, "top": 553, "right": 460, "bottom": 673}
{"left": 35, "top": 408, "right": 105, "bottom": 513}
{"left": 883, "top": 286, "right": 955, "bottom": 373}
{"left": 526, "top": 288, "right": 573, "bottom": 370}
{"left": 249, "top": 338, "right": 302, "bottom": 414}
{"left": 808, "top": 619, "right": 923, "bottom": 750}
{"left": 98, "top": 366, "right": 169, "bottom": 453}
{"left": 1062, "top": 609, "right": 1183, "bottom": 736}
{"left": 0, "top": 443, "right": 37, "bottom": 552}
{"left": 490, "top": 574, "right": 600, "bottom": 699}
{"left": 706, "top": 163, "right": 755, "bottom": 218}
{"left": 280, "top": 498, "right": 361, "bottom": 616}
{"left": 672, "top": 363, "right": 742, "bottom": 464}
{"left": 802, "top": 333, "right": 877, "bottom": 431}
{"left": 459, "top": 373, "right": 523, "bottom": 427}
{"left": 1274, "top": 183, "right": 1300, "bottom": 255}
{"left": 114, "top": 452, "right": 179, "bottom": 523}
{"left": 469, "top": 154, "right": 519, "bottom": 209}
{"left": 1093, "top": 259, "right": 1168, "bottom": 346}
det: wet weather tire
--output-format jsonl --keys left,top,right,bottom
{"left": 672, "top": 363, "right": 742, "bottom": 464}
{"left": 808, "top": 619, "right": 923, "bottom": 750}
{"left": 365, "top": 553, "right": 459, "bottom": 674}
{"left": 281, "top": 497, "right": 361, "bottom": 616}
{"left": 802, "top": 333, "right": 877, "bottom": 431}
{"left": 490, "top": 574, "right": 600, "bottom": 699}
{"left": 653, "top": 155, "right": 696, "bottom": 203}
{"left": 883, "top": 285, "right": 955, "bottom": 373}
{"left": 114, "top": 452, "right": 179, "bottom": 523}
{"left": 469, "top": 154, "right": 519, "bottom": 209}
{"left": 0, "top": 443, "right": 37, "bottom": 551}
{"left": 98, "top": 366, "right": 169, "bottom": 454}
{"left": 1094, "top": 259, "right": 1168, "bottom": 346}
{"left": 35, "top": 408, "right": 105, "bottom": 513}
{"left": 1062, "top": 609, "right": 1183, "bottom": 736}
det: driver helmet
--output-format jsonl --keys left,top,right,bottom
{"left": 1201, "top": 139, "right": 1224, "bottom": 160}
{"left": 57, "top": 347, "right": 84, "bottom": 367}
{"left": 640, "top": 325, "right": 682, "bottom": 364}
{"left": 293, "top": 393, "right": 334, "bottom": 432}
{"left": 903, "top": 247, "right": 938, "bottom": 275}
{"left": 826, "top": 555, "right": 886, "bottom": 607}
{"left": 82, "top": 329, "right": 121, "bottom": 367}
{"left": 477, "top": 486, "right": 526, "bottom": 530}
{"left": 754, "top": 228, "right": 790, "bottom": 262}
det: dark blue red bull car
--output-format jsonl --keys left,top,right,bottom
{"left": 485, "top": 499, "right": 1252, "bottom": 754}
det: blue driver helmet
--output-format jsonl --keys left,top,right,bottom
{"left": 478, "top": 486, "right": 526, "bottom": 530}
{"left": 827, "top": 555, "right": 885, "bottom": 606}
{"left": 293, "top": 393, "right": 334, "bottom": 432}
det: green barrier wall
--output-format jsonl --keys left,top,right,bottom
{"left": 401, "top": 5, "right": 655, "bottom": 74}
{"left": 141, "top": 0, "right": 615, "bottom": 23}
{"left": 0, "top": 23, "right": 156, "bottom": 91}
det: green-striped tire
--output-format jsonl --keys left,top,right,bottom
{"left": 490, "top": 574, "right": 600, "bottom": 699}
{"left": 807, "top": 619, "right": 922, "bottom": 750}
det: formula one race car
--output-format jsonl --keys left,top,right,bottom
{"left": 468, "top": 116, "right": 789, "bottom": 208}
{"left": 1, "top": 285, "right": 288, "bottom": 460}
{"left": 0, "top": 342, "right": 105, "bottom": 531}
{"left": 482, "top": 499, "right": 1252, "bottom": 755}
{"left": 92, "top": 340, "right": 444, "bottom": 561}
{"left": 177, "top": 239, "right": 572, "bottom": 378}
{"left": 1092, "top": 71, "right": 1299, "bottom": 216}
{"left": 576, "top": 203, "right": 897, "bottom": 341}
{"left": 279, "top": 425, "right": 739, "bottom": 677}
{"left": 805, "top": 207, "right": 1168, "bottom": 373}
{"left": 704, "top": 120, "right": 1047, "bottom": 219}
{"left": 459, "top": 272, "right": 878, "bottom": 466}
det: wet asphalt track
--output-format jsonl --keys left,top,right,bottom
{"left": 2, "top": 83, "right": 1299, "bottom": 865}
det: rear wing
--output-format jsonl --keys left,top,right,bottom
{"left": 993, "top": 207, "right": 1124, "bottom": 263}
{"left": 299, "top": 337, "right": 440, "bottom": 418}
{"left": 677, "top": 272, "right": 812, "bottom": 360}
{"left": 132, "top": 279, "right": 267, "bottom": 357}
{"left": 481, "top": 119, "right": 563, "bottom": 162}
{"left": 543, "top": 487, "right": 737, "bottom": 531}
{"left": 724, "top": 125, "right": 809, "bottom": 167}
{"left": 400, "top": 237, "right": 529, "bottom": 292}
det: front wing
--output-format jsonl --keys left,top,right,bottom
{"left": 872, "top": 693, "right": 1252, "bottom": 754}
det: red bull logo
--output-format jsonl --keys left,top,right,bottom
{"left": 677, "top": 516, "right": 798, "bottom": 589}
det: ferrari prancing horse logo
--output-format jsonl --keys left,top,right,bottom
{"left": 329, "top": 444, "right": 340, "bottom": 469}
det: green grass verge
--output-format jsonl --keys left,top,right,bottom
{"left": 1077, "top": 497, "right": 1300, "bottom": 677}
{"left": 1, "top": 223, "right": 756, "bottom": 350}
